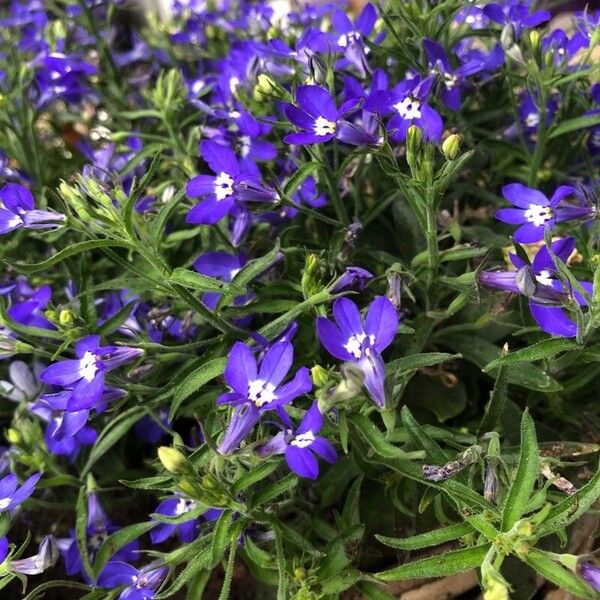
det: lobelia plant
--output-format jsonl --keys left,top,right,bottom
{"left": 0, "top": 0, "right": 600, "bottom": 599}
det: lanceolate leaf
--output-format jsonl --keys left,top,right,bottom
{"left": 375, "top": 544, "right": 491, "bottom": 581}
{"left": 521, "top": 549, "right": 596, "bottom": 599}
{"left": 376, "top": 522, "right": 475, "bottom": 550}
{"left": 501, "top": 411, "right": 539, "bottom": 531}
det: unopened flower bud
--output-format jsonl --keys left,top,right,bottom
{"left": 311, "top": 365, "right": 329, "bottom": 387}
{"left": 308, "top": 53, "right": 328, "bottom": 86}
{"left": 59, "top": 309, "right": 74, "bottom": 327}
{"left": 406, "top": 124, "right": 423, "bottom": 159}
{"left": 442, "top": 134, "right": 461, "bottom": 160}
{"left": 301, "top": 254, "right": 322, "bottom": 299}
{"left": 529, "top": 30, "right": 540, "bottom": 53}
{"left": 6, "top": 428, "right": 20, "bottom": 444}
{"left": 158, "top": 446, "right": 189, "bottom": 474}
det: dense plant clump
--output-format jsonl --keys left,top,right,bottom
{"left": 1, "top": 0, "right": 600, "bottom": 598}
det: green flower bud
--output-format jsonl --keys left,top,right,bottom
{"left": 442, "top": 134, "right": 461, "bottom": 160}
{"left": 59, "top": 309, "right": 74, "bottom": 327}
{"left": 311, "top": 365, "right": 329, "bottom": 387}
{"left": 301, "top": 254, "right": 322, "bottom": 299}
{"left": 158, "top": 446, "right": 190, "bottom": 474}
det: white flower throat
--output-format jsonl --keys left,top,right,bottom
{"left": 214, "top": 172, "right": 235, "bottom": 201}
{"left": 394, "top": 97, "right": 422, "bottom": 120}
{"left": 290, "top": 430, "right": 315, "bottom": 448}
{"left": 313, "top": 116, "right": 336, "bottom": 137}
{"left": 524, "top": 204, "right": 553, "bottom": 227}
{"left": 248, "top": 379, "right": 276, "bottom": 407}
{"left": 79, "top": 351, "right": 99, "bottom": 382}
{"left": 344, "top": 332, "right": 375, "bottom": 360}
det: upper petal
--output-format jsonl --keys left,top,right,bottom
{"left": 365, "top": 296, "right": 398, "bottom": 352}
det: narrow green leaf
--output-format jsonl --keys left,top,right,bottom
{"left": 355, "top": 581, "right": 397, "bottom": 600}
{"left": 4, "top": 239, "right": 133, "bottom": 274}
{"left": 150, "top": 189, "right": 186, "bottom": 247}
{"left": 375, "top": 544, "right": 490, "bottom": 581}
{"left": 211, "top": 509, "right": 234, "bottom": 567}
{"left": 400, "top": 406, "right": 448, "bottom": 464}
{"left": 283, "top": 161, "right": 319, "bottom": 196}
{"left": 82, "top": 407, "right": 146, "bottom": 476}
{"left": 521, "top": 549, "right": 596, "bottom": 599}
{"left": 231, "top": 461, "right": 279, "bottom": 496}
{"left": 96, "top": 301, "right": 137, "bottom": 336}
{"left": 386, "top": 352, "right": 460, "bottom": 375}
{"left": 548, "top": 113, "right": 600, "bottom": 139}
{"left": 217, "top": 240, "right": 281, "bottom": 310}
{"left": 170, "top": 268, "right": 244, "bottom": 294}
{"left": 478, "top": 364, "right": 509, "bottom": 435}
{"left": 22, "top": 581, "right": 94, "bottom": 600}
{"left": 75, "top": 486, "right": 94, "bottom": 582}
{"left": 171, "top": 356, "right": 227, "bottom": 419}
{"left": 483, "top": 339, "right": 577, "bottom": 372}
{"left": 250, "top": 472, "right": 297, "bottom": 508}
{"left": 376, "top": 522, "right": 474, "bottom": 550}
{"left": 349, "top": 413, "right": 421, "bottom": 459}
{"left": 501, "top": 411, "right": 539, "bottom": 531}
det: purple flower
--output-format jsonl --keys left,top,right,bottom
{"left": 98, "top": 561, "right": 168, "bottom": 600}
{"left": 484, "top": 2, "right": 550, "bottom": 39}
{"left": 316, "top": 296, "right": 398, "bottom": 407}
{"left": 518, "top": 91, "right": 557, "bottom": 136}
{"left": 59, "top": 492, "right": 139, "bottom": 580}
{"left": 150, "top": 496, "right": 220, "bottom": 544}
{"left": 364, "top": 75, "right": 443, "bottom": 143}
{"left": 331, "top": 266, "right": 374, "bottom": 293}
{"left": 8, "top": 535, "right": 58, "bottom": 575}
{"left": 0, "top": 472, "right": 41, "bottom": 512}
{"left": 40, "top": 335, "right": 143, "bottom": 407}
{"left": 186, "top": 140, "right": 276, "bottom": 226}
{"left": 6, "top": 282, "right": 55, "bottom": 331}
{"left": 330, "top": 3, "right": 378, "bottom": 77}
{"left": 496, "top": 183, "right": 596, "bottom": 243}
{"left": 283, "top": 85, "right": 380, "bottom": 147}
{"left": 423, "top": 39, "right": 484, "bottom": 111}
{"left": 258, "top": 402, "right": 337, "bottom": 479}
{"left": 217, "top": 341, "right": 312, "bottom": 454}
{"left": 478, "top": 237, "right": 593, "bottom": 338}
{"left": 35, "top": 52, "right": 97, "bottom": 107}
{"left": 0, "top": 184, "right": 65, "bottom": 234}
{"left": 580, "top": 562, "right": 600, "bottom": 591}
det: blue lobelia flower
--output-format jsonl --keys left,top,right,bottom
{"left": 364, "top": 75, "right": 443, "bottom": 143}
{"left": 40, "top": 335, "right": 143, "bottom": 407}
{"left": 59, "top": 492, "right": 139, "bottom": 580}
{"left": 150, "top": 495, "right": 221, "bottom": 544}
{"left": 98, "top": 560, "right": 169, "bottom": 600}
{"left": 496, "top": 183, "right": 596, "bottom": 243}
{"left": 316, "top": 296, "right": 398, "bottom": 407}
{"left": 423, "top": 39, "right": 484, "bottom": 111}
{"left": 258, "top": 402, "right": 337, "bottom": 480}
{"left": 0, "top": 472, "right": 41, "bottom": 512}
{"left": 330, "top": 2, "right": 379, "bottom": 78}
{"left": 0, "top": 184, "right": 65, "bottom": 234}
{"left": 217, "top": 340, "right": 312, "bottom": 455}
{"left": 283, "top": 85, "right": 380, "bottom": 147}
{"left": 478, "top": 237, "right": 593, "bottom": 338}
{"left": 186, "top": 140, "right": 277, "bottom": 226}
{"left": 484, "top": 1, "right": 550, "bottom": 40}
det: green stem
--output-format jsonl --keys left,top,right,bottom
{"left": 528, "top": 87, "right": 548, "bottom": 187}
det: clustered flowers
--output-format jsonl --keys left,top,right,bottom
{"left": 0, "top": 0, "right": 599, "bottom": 597}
